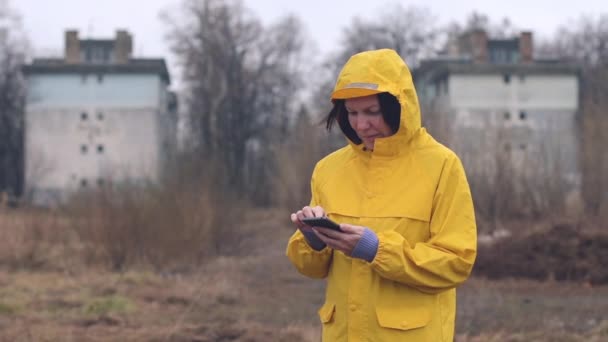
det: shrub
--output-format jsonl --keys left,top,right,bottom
{"left": 65, "top": 159, "right": 247, "bottom": 272}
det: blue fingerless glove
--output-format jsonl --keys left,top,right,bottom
{"left": 351, "top": 228, "right": 379, "bottom": 262}
{"left": 301, "top": 230, "right": 326, "bottom": 251}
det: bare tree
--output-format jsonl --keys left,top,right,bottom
{"left": 544, "top": 15, "right": 608, "bottom": 66}
{"left": 327, "top": 4, "right": 439, "bottom": 74}
{"left": 272, "top": 104, "right": 323, "bottom": 209}
{"left": 163, "top": 0, "right": 308, "bottom": 201}
{"left": 580, "top": 68, "right": 608, "bottom": 220}
{"left": 0, "top": 0, "right": 26, "bottom": 202}
{"left": 543, "top": 15, "right": 608, "bottom": 220}
{"left": 460, "top": 12, "right": 518, "bottom": 38}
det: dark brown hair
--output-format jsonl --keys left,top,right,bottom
{"left": 325, "top": 92, "right": 401, "bottom": 144}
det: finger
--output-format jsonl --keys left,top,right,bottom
{"left": 291, "top": 213, "right": 304, "bottom": 228}
{"left": 313, "top": 229, "right": 348, "bottom": 252}
{"left": 312, "top": 206, "right": 325, "bottom": 217}
{"left": 302, "top": 206, "right": 314, "bottom": 218}
{"left": 295, "top": 210, "right": 306, "bottom": 222}
{"left": 313, "top": 228, "right": 340, "bottom": 246}
{"left": 338, "top": 224, "right": 353, "bottom": 232}
{"left": 314, "top": 227, "right": 344, "bottom": 239}
{"left": 316, "top": 226, "right": 361, "bottom": 253}
{"left": 339, "top": 224, "right": 365, "bottom": 235}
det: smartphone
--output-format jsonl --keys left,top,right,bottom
{"left": 301, "top": 216, "right": 342, "bottom": 232}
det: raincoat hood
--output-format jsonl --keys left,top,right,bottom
{"left": 331, "top": 49, "right": 422, "bottom": 155}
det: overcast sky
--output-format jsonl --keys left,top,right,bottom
{"left": 8, "top": 0, "right": 608, "bottom": 82}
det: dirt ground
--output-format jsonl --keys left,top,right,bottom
{"left": 0, "top": 208, "right": 607, "bottom": 341}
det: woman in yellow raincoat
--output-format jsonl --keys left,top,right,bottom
{"left": 286, "top": 49, "right": 477, "bottom": 341}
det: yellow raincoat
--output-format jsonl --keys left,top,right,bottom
{"left": 286, "top": 49, "right": 477, "bottom": 341}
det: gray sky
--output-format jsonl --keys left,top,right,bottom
{"left": 8, "top": 0, "right": 608, "bottom": 80}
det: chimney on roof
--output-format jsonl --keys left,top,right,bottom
{"left": 65, "top": 30, "right": 80, "bottom": 64}
{"left": 470, "top": 29, "right": 488, "bottom": 63}
{"left": 519, "top": 31, "right": 533, "bottom": 63}
{"left": 114, "top": 30, "right": 132, "bottom": 64}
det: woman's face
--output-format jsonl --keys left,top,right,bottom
{"left": 345, "top": 95, "right": 393, "bottom": 151}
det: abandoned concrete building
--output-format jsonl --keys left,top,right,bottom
{"left": 22, "top": 30, "right": 177, "bottom": 204}
{"left": 414, "top": 30, "right": 581, "bottom": 214}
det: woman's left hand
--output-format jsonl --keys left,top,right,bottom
{"left": 312, "top": 224, "right": 366, "bottom": 256}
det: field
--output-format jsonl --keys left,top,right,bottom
{"left": 0, "top": 208, "right": 607, "bottom": 341}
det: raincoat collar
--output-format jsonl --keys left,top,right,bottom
{"left": 331, "top": 49, "right": 422, "bottom": 157}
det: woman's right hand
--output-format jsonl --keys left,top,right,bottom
{"left": 291, "top": 205, "right": 326, "bottom": 232}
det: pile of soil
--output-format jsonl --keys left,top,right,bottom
{"left": 474, "top": 223, "right": 608, "bottom": 284}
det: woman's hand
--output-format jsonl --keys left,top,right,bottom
{"left": 290, "top": 205, "right": 326, "bottom": 233}
{"left": 290, "top": 207, "right": 369, "bottom": 256}
{"left": 312, "top": 224, "right": 366, "bottom": 256}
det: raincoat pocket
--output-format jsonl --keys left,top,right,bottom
{"left": 318, "top": 302, "right": 335, "bottom": 324}
{"left": 375, "top": 305, "right": 431, "bottom": 331}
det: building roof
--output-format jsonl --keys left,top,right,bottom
{"left": 414, "top": 29, "right": 581, "bottom": 83}
{"left": 22, "top": 57, "right": 171, "bottom": 83}
{"left": 413, "top": 59, "right": 581, "bottom": 83}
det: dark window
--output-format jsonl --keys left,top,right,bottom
{"left": 519, "top": 111, "right": 527, "bottom": 120}
{"left": 80, "top": 179, "right": 88, "bottom": 187}
{"left": 504, "top": 112, "right": 511, "bottom": 120}
{"left": 520, "top": 144, "right": 527, "bottom": 150}
{"left": 490, "top": 48, "right": 513, "bottom": 64}
{"left": 81, "top": 145, "right": 88, "bottom": 154}
{"left": 488, "top": 40, "right": 519, "bottom": 64}
{"left": 97, "top": 178, "right": 105, "bottom": 187}
{"left": 84, "top": 46, "right": 111, "bottom": 64}
{"left": 97, "top": 145, "right": 104, "bottom": 154}
{"left": 81, "top": 112, "right": 88, "bottom": 120}
{"left": 97, "top": 112, "right": 104, "bottom": 121}
{"left": 503, "top": 74, "right": 511, "bottom": 84}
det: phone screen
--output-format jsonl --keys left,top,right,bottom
{"left": 301, "top": 217, "right": 342, "bottom": 232}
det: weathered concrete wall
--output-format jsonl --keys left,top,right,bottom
{"left": 24, "top": 73, "right": 171, "bottom": 204}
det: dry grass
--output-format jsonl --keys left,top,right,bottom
{"left": 0, "top": 207, "right": 80, "bottom": 272}
{"left": 1, "top": 207, "right": 607, "bottom": 341}
{"left": 456, "top": 277, "right": 608, "bottom": 341}
{"left": 61, "top": 176, "right": 247, "bottom": 272}
{"left": 0, "top": 207, "right": 319, "bottom": 341}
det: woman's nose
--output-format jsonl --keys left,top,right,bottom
{"left": 354, "top": 117, "right": 370, "bottom": 130}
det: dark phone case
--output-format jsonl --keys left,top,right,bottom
{"left": 301, "top": 217, "right": 342, "bottom": 231}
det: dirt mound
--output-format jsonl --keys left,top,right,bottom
{"left": 474, "top": 223, "right": 608, "bottom": 284}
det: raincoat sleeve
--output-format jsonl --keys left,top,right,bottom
{"left": 285, "top": 168, "right": 333, "bottom": 279}
{"left": 371, "top": 155, "right": 477, "bottom": 293}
